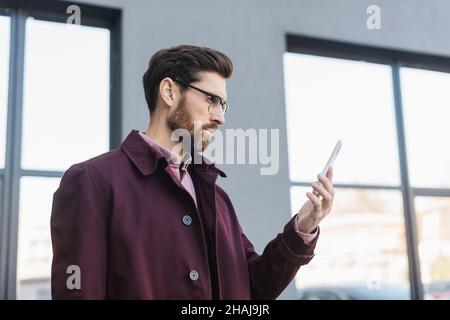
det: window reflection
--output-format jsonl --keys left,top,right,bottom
{"left": 415, "top": 197, "right": 450, "bottom": 300}
{"left": 17, "top": 176, "right": 60, "bottom": 300}
{"left": 401, "top": 67, "right": 450, "bottom": 188}
{"left": 291, "top": 187, "right": 410, "bottom": 299}
{"left": 21, "top": 18, "right": 110, "bottom": 172}
{"left": 283, "top": 53, "right": 400, "bottom": 186}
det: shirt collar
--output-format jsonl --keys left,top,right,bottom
{"left": 138, "top": 131, "right": 192, "bottom": 170}
{"left": 121, "top": 130, "right": 226, "bottom": 178}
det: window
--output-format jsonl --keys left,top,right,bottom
{"left": 291, "top": 187, "right": 410, "bottom": 299}
{"left": 415, "top": 197, "right": 450, "bottom": 299}
{"left": 0, "top": 1, "right": 120, "bottom": 300}
{"left": 400, "top": 67, "right": 450, "bottom": 299}
{"left": 17, "top": 177, "right": 60, "bottom": 299}
{"left": 401, "top": 67, "right": 450, "bottom": 189}
{"left": 284, "top": 53, "right": 400, "bottom": 186}
{"left": 16, "top": 18, "right": 111, "bottom": 298}
{"left": 285, "top": 35, "right": 450, "bottom": 300}
{"left": 21, "top": 19, "right": 110, "bottom": 171}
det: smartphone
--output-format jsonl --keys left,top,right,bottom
{"left": 321, "top": 139, "right": 342, "bottom": 176}
{"left": 313, "top": 140, "right": 342, "bottom": 196}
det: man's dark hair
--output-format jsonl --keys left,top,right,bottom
{"left": 143, "top": 45, "right": 233, "bottom": 114}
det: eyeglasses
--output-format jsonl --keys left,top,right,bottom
{"left": 174, "top": 79, "right": 229, "bottom": 114}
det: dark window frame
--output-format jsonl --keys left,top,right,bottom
{"left": 286, "top": 34, "right": 450, "bottom": 300}
{"left": 0, "top": 0, "right": 121, "bottom": 299}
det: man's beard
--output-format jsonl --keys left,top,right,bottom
{"left": 167, "top": 97, "right": 213, "bottom": 153}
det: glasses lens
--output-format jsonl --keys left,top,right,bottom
{"left": 208, "top": 96, "right": 226, "bottom": 114}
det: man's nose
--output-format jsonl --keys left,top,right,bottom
{"left": 210, "top": 111, "right": 225, "bottom": 125}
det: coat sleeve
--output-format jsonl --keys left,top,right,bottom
{"left": 241, "top": 214, "right": 319, "bottom": 300}
{"left": 50, "top": 164, "right": 108, "bottom": 299}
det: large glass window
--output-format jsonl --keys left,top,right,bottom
{"left": 415, "top": 197, "right": 450, "bottom": 300}
{"left": 401, "top": 67, "right": 450, "bottom": 189}
{"left": 0, "top": 1, "right": 119, "bottom": 300}
{"left": 15, "top": 18, "right": 111, "bottom": 299}
{"left": 17, "top": 177, "right": 60, "bottom": 300}
{"left": 284, "top": 47, "right": 450, "bottom": 300}
{"left": 284, "top": 52, "right": 408, "bottom": 299}
{"left": 21, "top": 18, "right": 110, "bottom": 172}
{"left": 284, "top": 53, "right": 400, "bottom": 186}
{"left": 291, "top": 187, "right": 410, "bottom": 299}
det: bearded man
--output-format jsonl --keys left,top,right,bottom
{"left": 50, "top": 45, "right": 335, "bottom": 299}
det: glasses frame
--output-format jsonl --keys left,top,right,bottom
{"left": 174, "top": 79, "right": 228, "bottom": 114}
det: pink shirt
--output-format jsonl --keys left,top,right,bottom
{"left": 138, "top": 131, "right": 317, "bottom": 244}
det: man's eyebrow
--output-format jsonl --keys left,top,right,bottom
{"left": 205, "top": 89, "right": 227, "bottom": 104}
{"left": 214, "top": 93, "right": 228, "bottom": 104}
{"left": 187, "top": 80, "right": 227, "bottom": 103}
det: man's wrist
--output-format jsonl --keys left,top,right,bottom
{"left": 296, "top": 214, "right": 319, "bottom": 234}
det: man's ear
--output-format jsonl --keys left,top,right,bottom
{"left": 159, "top": 77, "right": 178, "bottom": 109}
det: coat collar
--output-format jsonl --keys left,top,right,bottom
{"left": 121, "top": 130, "right": 227, "bottom": 178}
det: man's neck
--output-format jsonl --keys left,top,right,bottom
{"left": 145, "top": 119, "right": 185, "bottom": 159}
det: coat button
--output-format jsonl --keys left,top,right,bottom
{"left": 182, "top": 215, "right": 192, "bottom": 226}
{"left": 189, "top": 270, "right": 199, "bottom": 281}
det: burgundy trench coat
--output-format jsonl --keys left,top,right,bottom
{"left": 50, "top": 130, "right": 318, "bottom": 299}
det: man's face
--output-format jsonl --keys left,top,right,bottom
{"left": 167, "top": 71, "right": 227, "bottom": 151}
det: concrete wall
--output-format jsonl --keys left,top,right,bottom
{"left": 72, "top": 0, "right": 450, "bottom": 299}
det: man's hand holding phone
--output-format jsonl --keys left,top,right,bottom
{"left": 296, "top": 140, "right": 341, "bottom": 234}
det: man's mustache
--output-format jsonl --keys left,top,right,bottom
{"left": 202, "top": 124, "right": 218, "bottom": 131}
